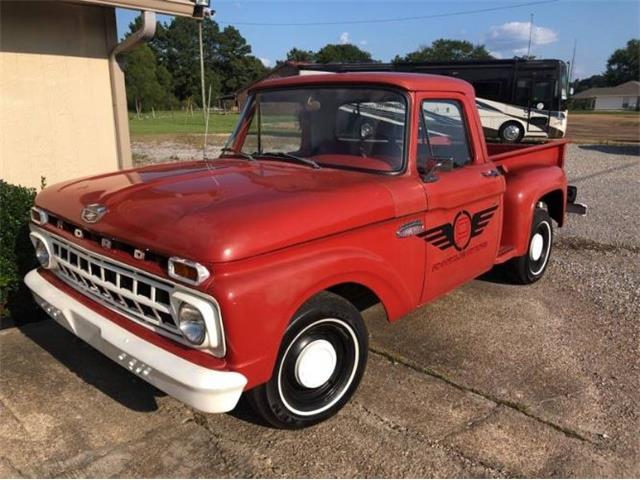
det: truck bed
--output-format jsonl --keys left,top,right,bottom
{"left": 487, "top": 139, "right": 570, "bottom": 264}
{"left": 487, "top": 139, "right": 569, "bottom": 172}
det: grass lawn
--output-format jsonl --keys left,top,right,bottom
{"left": 128, "top": 110, "right": 239, "bottom": 135}
{"left": 568, "top": 110, "right": 640, "bottom": 115}
{"left": 567, "top": 111, "right": 640, "bottom": 143}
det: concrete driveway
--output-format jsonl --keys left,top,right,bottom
{"left": 1, "top": 145, "right": 638, "bottom": 477}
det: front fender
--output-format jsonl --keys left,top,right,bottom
{"left": 209, "top": 220, "right": 424, "bottom": 389}
{"left": 501, "top": 166, "right": 567, "bottom": 256}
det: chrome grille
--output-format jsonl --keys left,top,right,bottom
{"left": 50, "top": 235, "right": 179, "bottom": 335}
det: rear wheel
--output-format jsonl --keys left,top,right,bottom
{"left": 247, "top": 292, "right": 368, "bottom": 429}
{"left": 505, "top": 207, "right": 553, "bottom": 284}
{"left": 499, "top": 121, "right": 524, "bottom": 143}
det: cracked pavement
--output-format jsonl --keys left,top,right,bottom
{"left": 1, "top": 144, "right": 638, "bottom": 477}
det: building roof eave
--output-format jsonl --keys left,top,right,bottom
{"left": 70, "top": 0, "right": 204, "bottom": 17}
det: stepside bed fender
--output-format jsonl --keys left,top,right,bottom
{"left": 211, "top": 243, "right": 421, "bottom": 389}
{"left": 500, "top": 165, "right": 567, "bottom": 257}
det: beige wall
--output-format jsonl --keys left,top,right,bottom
{"left": 0, "top": 1, "right": 121, "bottom": 189}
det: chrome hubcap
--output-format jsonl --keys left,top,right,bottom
{"left": 503, "top": 124, "right": 521, "bottom": 141}
{"left": 530, "top": 233, "right": 544, "bottom": 261}
{"left": 294, "top": 339, "right": 338, "bottom": 389}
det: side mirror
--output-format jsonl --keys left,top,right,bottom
{"left": 569, "top": 87, "right": 574, "bottom": 96}
{"left": 419, "top": 157, "right": 454, "bottom": 183}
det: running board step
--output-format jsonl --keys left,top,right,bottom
{"left": 496, "top": 245, "right": 517, "bottom": 264}
{"left": 567, "top": 202, "right": 588, "bottom": 216}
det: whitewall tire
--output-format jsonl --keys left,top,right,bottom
{"left": 505, "top": 208, "right": 553, "bottom": 284}
{"left": 247, "top": 292, "right": 368, "bottom": 429}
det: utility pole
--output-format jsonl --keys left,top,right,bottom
{"left": 526, "top": 13, "right": 534, "bottom": 59}
{"left": 569, "top": 38, "right": 577, "bottom": 84}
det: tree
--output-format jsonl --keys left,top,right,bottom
{"left": 216, "top": 26, "right": 268, "bottom": 92}
{"left": 121, "top": 43, "right": 175, "bottom": 115}
{"left": 393, "top": 39, "right": 493, "bottom": 63}
{"left": 572, "top": 74, "right": 606, "bottom": 94}
{"left": 151, "top": 17, "right": 222, "bottom": 104}
{"left": 148, "top": 18, "right": 267, "bottom": 103}
{"left": 604, "top": 39, "right": 640, "bottom": 86}
{"left": 315, "top": 44, "right": 374, "bottom": 63}
{"left": 286, "top": 48, "right": 316, "bottom": 62}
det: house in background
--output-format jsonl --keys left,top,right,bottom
{"left": 0, "top": 0, "right": 207, "bottom": 189}
{"left": 572, "top": 80, "right": 640, "bottom": 111}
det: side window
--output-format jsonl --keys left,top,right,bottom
{"left": 420, "top": 100, "right": 472, "bottom": 168}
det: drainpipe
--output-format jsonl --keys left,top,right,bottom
{"left": 107, "top": 11, "right": 156, "bottom": 170}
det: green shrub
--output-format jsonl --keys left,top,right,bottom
{"left": 0, "top": 180, "right": 38, "bottom": 319}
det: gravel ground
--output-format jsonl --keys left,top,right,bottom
{"left": 131, "top": 136, "right": 224, "bottom": 166}
{"left": 1, "top": 142, "right": 638, "bottom": 477}
{"left": 555, "top": 144, "right": 640, "bottom": 321}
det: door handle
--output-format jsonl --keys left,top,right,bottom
{"left": 396, "top": 220, "right": 425, "bottom": 238}
{"left": 482, "top": 169, "right": 501, "bottom": 177}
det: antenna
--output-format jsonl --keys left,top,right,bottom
{"left": 198, "top": 20, "right": 206, "bottom": 126}
{"left": 203, "top": 84, "right": 212, "bottom": 160}
{"left": 198, "top": 9, "right": 215, "bottom": 161}
{"left": 526, "top": 13, "right": 534, "bottom": 58}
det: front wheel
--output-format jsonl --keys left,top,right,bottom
{"left": 505, "top": 207, "right": 553, "bottom": 284}
{"left": 247, "top": 292, "right": 368, "bottom": 429}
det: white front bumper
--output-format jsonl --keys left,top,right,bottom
{"left": 24, "top": 269, "right": 247, "bottom": 413}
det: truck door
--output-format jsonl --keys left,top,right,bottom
{"left": 417, "top": 96, "right": 505, "bottom": 303}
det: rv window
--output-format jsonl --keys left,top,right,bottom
{"left": 472, "top": 81, "right": 502, "bottom": 100}
{"left": 532, "top": 81, "right": 552, "bottom": 102}
{"left": 515, "top": 79, "right": 532, "bottom": 107}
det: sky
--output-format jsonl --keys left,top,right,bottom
{"left": 116, "top": 0, "right": 640, "bottom": 80}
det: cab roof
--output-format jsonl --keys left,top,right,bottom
{"left": 251, "top": 71, "right": 475, "bottom": 95}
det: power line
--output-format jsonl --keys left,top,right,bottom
{"left": 216, "top": 0, "right": 559, "bottom": 27}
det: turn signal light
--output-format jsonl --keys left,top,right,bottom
{"left": 30, "top": 207, "right": 48, "bottom": 225}
{"left": 168, "top": 257, "right": 210, "bottom": 286}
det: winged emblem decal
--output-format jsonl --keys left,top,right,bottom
{"left": 419, "top": 205, "right": 498, "bottom": 252}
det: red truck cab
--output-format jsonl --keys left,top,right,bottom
{"left": 25, "top": 73, "right": 585, "bottom": 428}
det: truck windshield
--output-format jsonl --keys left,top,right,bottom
{"left": 225, "top": 87, "right": 407, "bottom": 173}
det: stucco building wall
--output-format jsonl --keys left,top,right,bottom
{"left": 0, "top": 1, "right": 121, "bottom": 188}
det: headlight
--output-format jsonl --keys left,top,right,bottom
{"left": 171, "top": 291, "right": 225, "bottom": 356}
{"left": 29, "top": 232, "right": 55, "bottom": 269}
{"left": 178, "top": 303, "right": 206, "bottom": 345}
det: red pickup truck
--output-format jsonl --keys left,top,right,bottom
{"left": 25, "top": 72, "right": 586, "bottom": 428}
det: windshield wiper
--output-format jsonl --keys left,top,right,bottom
{"left": 220, "top": 147, "right": 256, "bottom": 162}
{"left": 255, "top": 151, "right": 321, "bottom": 169}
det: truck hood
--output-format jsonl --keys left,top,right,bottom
{"left": 36, "top": 159, "right": 398, "bottom": 263}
